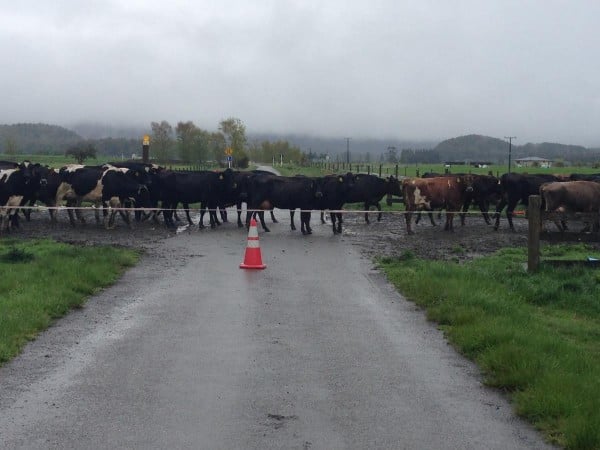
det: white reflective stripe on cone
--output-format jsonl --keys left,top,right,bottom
{"left": 246, "top": 240, "right": 260, "bottom": 249}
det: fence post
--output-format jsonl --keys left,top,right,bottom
{"left": 379, "top": 164, "right": 382, "bottom": 178}
{"left": 528, "top": 195, "right": 541, "bottom": 272}
{"left": 395, "top": 164, "right": 398, "bottom": 178}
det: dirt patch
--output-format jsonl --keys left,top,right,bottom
{"left": 8, "top": 208, "right": 600, "bottom": 262}
{"left": 340, "top": 211, "right": 532, "bottom": 261}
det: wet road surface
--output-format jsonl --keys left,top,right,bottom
{"left": 0, "top": 212, "right": 554, "bottom": 449}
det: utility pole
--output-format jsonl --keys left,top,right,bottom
{"left": 504, "top": 136, "right": 516, "bottom": 173}
{"left": 345, "top": 137, "right": 351, "bottom": 164}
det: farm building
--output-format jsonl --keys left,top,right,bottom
{"left": 515, "top": 156, "right": 553, "bottom": 168}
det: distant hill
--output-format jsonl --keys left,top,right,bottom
{"left": 248, "top": 133, "right": 438, "bottom": 161}
{"left": 434, "top": 134, "right": 600, "bottom": 164}
{"left": 0, "top": 123, "right": 82, "bottom": 154}
{"left": 2, "top": 123, "right": 598, "bottom": 164}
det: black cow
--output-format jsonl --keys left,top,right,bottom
{"left": 245, "top": 174, "right": 323, "bottom": 234}
{"left": 462, "top": 174, "right": 502, "bottom": 225}
{"left": 316, "top": 173, "right": 355, "bottom": 234}
{"left": 332, "top": 174, "right": 401, "bottom": 224}
{"left": 568, "top": 173, "right": 600, "bottom": 182}
{"left": 493, "top": 173, "right": 562, "bottom": 231}
{"left": 161, "top": 169, "right": 238, "bottom": 229}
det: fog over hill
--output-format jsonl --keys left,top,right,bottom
{"left": 2, "top": 122, "right": 599, "bottom": 164}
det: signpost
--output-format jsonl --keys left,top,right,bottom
{"left": 225, "top": 147, "right": 233, "bottom": 168}
{"left": 142, "top": 135, "right": 150, "bottom": 163}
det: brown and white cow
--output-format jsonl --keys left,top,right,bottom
{"left": 402, "top": 175, "right": 473, "bottom": 234}
{"left": 540, "top": 180, "right": 600, "bottom": 232}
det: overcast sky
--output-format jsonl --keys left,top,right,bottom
{"left": 1, "top": 1, "right": 599, "bottom": 145}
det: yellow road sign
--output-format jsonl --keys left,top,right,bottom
{"left": 225, "top": 147, "right": 233, "bottom": 155}
{"left": 143, "top": 135, "right": 150, "bottom": 146}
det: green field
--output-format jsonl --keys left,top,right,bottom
{"left": 379, "top": 244, "right": 600, "bottom": 449}
{"left": 3, "top": 153, "right": 600, "bottom": 177}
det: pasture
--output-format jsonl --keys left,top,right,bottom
{"left": 0, "top": 239, "right": 139, "bottom": 364}
{"left": 379, "top": 244, "right": 600, "bottom": 450}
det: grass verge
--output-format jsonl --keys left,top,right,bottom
{"left": 0, "top": 239, "right": 139, "bottom": 365}
{"left": 378, "top": 244, "right": 600, "bottom": 450}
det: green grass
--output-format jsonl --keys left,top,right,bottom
{"left": 0, "top": 239, "right": 139, "bottom": 365}
{"left": 378, "top": 244, "right": 600, "bottom": 449}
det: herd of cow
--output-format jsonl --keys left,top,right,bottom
{"left": 1, "top": 159, "right": 600, "bottom": 235}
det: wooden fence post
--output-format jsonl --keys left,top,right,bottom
{"left": 528, "top": 195, "right": 541, "bottom": 272}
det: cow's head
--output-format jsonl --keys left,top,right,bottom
{"left": 219, "top": 168, "right": 238, "bottom": 192}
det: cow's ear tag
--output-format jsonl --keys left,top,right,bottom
{"left": 219, "top": 174, "right": 223, "bottom": 180}
{"left": 338, "top": 176, "right": 343, "bottom": 182}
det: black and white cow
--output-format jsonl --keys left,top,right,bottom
{"left": 55, "top": 164, "right": 150, "bottom": 228}
{"left": 0, "top": 162, "right": 35, "bottom": 231}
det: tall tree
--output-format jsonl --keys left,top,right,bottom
{"left": 65, "top": 143, "right": 97, "bottom": 164}
{"left": 4, "top": 137, "right": 18, "bottom": 156}
{"left": 175, "top": 121, "right": 199, "bottom": 163}
{"left": 219, "top": 117, "right": 248, "bottom": 167}
{"left": 150, "top": 121, "right": 174, "bottom": 162}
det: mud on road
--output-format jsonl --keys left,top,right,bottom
{"left": 10, "top": 208, "right": 548, "bottom": 262}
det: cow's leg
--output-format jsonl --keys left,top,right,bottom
{"left": 22, "top": 198, "right": 34, "bottom": 222}
{"left": 289, "top": 209, "right": 297, "bottom": 231}
{"left": 333, "top": 212, "right": 342, "bottom": 234}
{"left": 66, "top": 200, "right": 78, "bottom": 227}
{"left": 480, "top": 201, "right": 491, "bottom": 225}
{"left": 209, "top": 208, "right": 218, "bottom": 229}
{"left": 220, "top": 207, "right": 228, "bottom": 223}
{"left": 247, "top": 209, "right": 269, "bottom": 232}
{"left": 493, "top": 197, "right": 508, "bottom": 231}
{"left": 183, "top": 203, "right": 194, "bottom": 226}
{"left": 376, "top": 202, "right": 383, "bottom": 222}
{"left": 320, "top": 210, "right": 326, "bottom": 224}
{"left": 236, "top": 202, "right": 244, "bottom": 227}
{"left": 256, "top": 210, "right": 269, "bottom": 232}
{"left": 444, "top": 212, "right": 455, "bottom": 231}
{"left": 428, "top": 212, "right": 437, "bottom": 226}
{"left": 331, "top": 213, "right": 338, "bottom": 234}
{"left": 404, "top": 211, "right": 414, "bottom": 234}
{"left": 460, "top": 200, "right": 470, "bottom": 226}
{"left": 301, "top": 211, "right": 312, "bottom": 235}
{"left": 364, "top": 202, "right": 370, "bottom": 224}
{"left": 161, "top": 201, "right": 175, "bottom": 229}
{"left": 103, "top": 200, "right": 116, "bottom": 229}
{"left": 120, "top": 198, "right": 133, "bottom": 229}
{"left": 270, "top": 209, "right": 278, "bottom": 223}
{"left": 505, "top": 198, "right": 520, "bottom": 231}
{"left": 198, "top": 203, "right": 207, "bottom": 229}
{"left": 213, "top": 208, "right": 221, "bottom": 226}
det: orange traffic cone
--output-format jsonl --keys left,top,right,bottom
{"left": 240, "top": 218, "right": 267, "bottom": 269}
